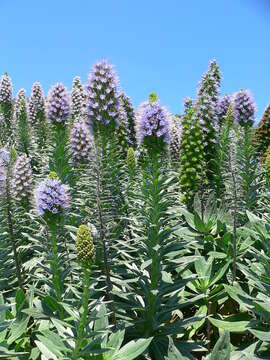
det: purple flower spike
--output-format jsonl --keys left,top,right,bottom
{"left": 0, "top": 147, "right": 10, "bottom": 197}
{"left": 37, "top": 174, "right": 68, "bottom": 215}
{"left": 233, "top": 89, "right": 256, "bottom": 127}
{"left": 14, "top": 89, "right": 27, "bottom": 122}
{"left": 136, "top": 96, "right": 170, "bottom": 147}
{"left": 70, "top": 121, "right": 93, "bottom": 163}
{"left": 47, "top": 83, "right": 70, "bottom": 124}
{"left": 169, "top": 115, "right": 182, "bottom": 160}
{"left": 13, "top": 154, "right": 33, "bottom": 202}
{"left": 71, "top": 76, "right": 87, "bottom": 121}
{"left": 28, "top": 82, "right": 46, "bottom": 125}
{"left": 86, "top": 59, "right": 120, "bottom": 128}
{"left": 217, "top": 95, "right": 231, "bottom": 123}
{"left": 0, "top": 73, "right": 12, "bottom": 105}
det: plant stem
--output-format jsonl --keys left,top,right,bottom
{"left": 94, "top": 135, "right": 117, "bottom": 326}
{"left": 145, "top": 150, "right": 160, "bottom": 335}
{"left": 73, "top": 266, "right": 90, "bottom": 359}
{"left": 49, "top": 216, "right": 63, "bottom": 317}
{"left": 228, "top": 149, "right": 238, "bottom": 282}
{"left": 5, "top": 163, "right": 23, "bottom": 290}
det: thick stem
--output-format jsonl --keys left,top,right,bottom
{"left": 48, "top": 216, "right": 63, "bottom": 317}
{"left": 51, "top": 123, "right": 70, "bottom": 183}
{"left": 5, "top": 163, "right": 23, "bottom": 290}
{"left": 73, "top": 266, "right": 90, "bottom": 359}
{"left": 228, "top": 150, "right": 238, "bottom": 282}
{"left": 94, "top": 135, "right": 117, "bottom": 326}
{"left": 145, "top": 150, "right": 161, "bottom": 335}
{"left": 206, "top": 300, "right": 211, "bottom": 352}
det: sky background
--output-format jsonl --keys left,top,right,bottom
{"left": 0, "top": 0, "right": 270, "bottom": 122}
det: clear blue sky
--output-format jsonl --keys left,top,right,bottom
{"left": 1, "top": 0, "right": 270, "bottom": 122}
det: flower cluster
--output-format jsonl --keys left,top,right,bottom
{"left": 70, "top": 121, "right": 93, "bottom": 163}
{"left": 0, "top": 148, "right": 10, "bottom": 196}
{"left": 254, "top": 103, "right": 270, "bottom": 159}
{"left": 47, "top": 83, "right": 70, "bottom": 124}
{"left": 37, "top": 173, "right": 68, "bottom": 215}
{"left": 233, "top": 89, "right": 256, "bottom": 127}
{"left": 116, "top": 102, "right": 132, "bottom": 153}
{"left": 119, "top": 92, "right": 136, "bottom": 147}
{"left": 126, "top": 147, "right": 136, "bottom": 171}
{"left": 169, "top": 115, "right": 182, "bottom": 161}
{"left": 179, "top": 98, "right": 206, "bottom": 207}
{"left": 76, "top": 225, "right": 95, "bottom": 266}
{"left": 71, "top": 76, "right": 87, "bottom": 121}
{"left": 0, "top": 73, "right": 12, "bottom": 105}
{"left": 265, "top": 145, "right": 270, "bottom": 184}
{"left": 197, "top": 59, "right": 220, "bottom": 103}
{"left": 28, "top": 82, "right": 46, "bottom": 124}
{"left": 217, "top": 95, "right": 231, "bottom": 123}
{"left": 196, "top": 60, "right": 221, "bottom": 182}
{"left": 13, "top": 154, "right": 33, "bottom": 202}
{"left": 136, "top": 95, "right": 170, "bottom": 147}
{"left": 86, "top": 60, "right": 120, "bottom": 128}
{"left": 14, "top": 89, "right": 27, "bottom": 122}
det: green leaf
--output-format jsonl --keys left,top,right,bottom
{"left": 165, "top": 337, "right": 186, "bottom": 359}
{"left": 103, "top": 330, "right": 125, "bottom": 359}
{"left": 114, "top": 337, "right": 152, "bottom": 360}
{"left": 95, "top": 303, "right": 109, "bottom": 332}
{"left": 7, "top": 316, "right": 30, "bottom": 345}
{"left": 209, "top": 330, "right": 230, "bottom": 360}
{"left": 194, "top": 212, "right": 206, "bottom": 233}
{"left": 34, "top": 341, "right": 58, "bottom": 360}
{"left": 250, "top": 328, "right": 270, "bottom": 342}
{"left": 208, "top": 262, "right": 229, "bottom": 287}
{"left": 209, "top": 315, "right": 250, "bottom": 333}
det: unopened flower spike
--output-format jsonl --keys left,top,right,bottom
{"left": 76, "top": 225, "right": 95, "bottom": 267}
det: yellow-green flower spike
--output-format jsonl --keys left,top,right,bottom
{"left": 225, "top": 103, "right": 234, "bottom": 125}
{"left": 127, "top": 147, "right": 136, "bottom": 171}
{"left": 11, "top": 147, "right": 17, "bottom": 162}
{"left": 48, "top": 171, "right": 59, "bottom": 180}
{"left": 76, "top": 225, "right": 95, "bottom": 266}
{"left": 149, "top": 92, "right": 158, "bottom": 104}
{"left": 265, "top": 145, "right": 270, "bottom": 184}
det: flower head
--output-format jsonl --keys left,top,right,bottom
{"left": 0, "top": 147, "right": 10, "bottom": 196}
{"left": 126, "top": 147, "right": 136, "bottom": 171}
{"left": 37, "top": 172, "right": 68, "bottom": 215}
{"left": 217, "top": 95, "right": 231, "bottom": 123}
{"left": 119, "top": 93, "right": 136, "bottom": 147}
{"left": 13, "top": 154, "right": 33, "bottom": 202}
{"left": 86, "top": 60, "right": 120, "bottom": 128}
{"left": 169, "top": 115, "right": 182, "bottom": 160}
{"left": 71, "top": 76, "right": 87, "bottom": 121}
{"left": 28, "top": 82, "right": 46, "bottom": 124}
{"left": 233, "top": 89, "right": 256, "bottom": 127}
{"left": 14, "top": 89, "right": 27, "bottom": 122}
{"left": 70, "top": 121, "right": 93, "bottom": 163}
{"left": 0, "top": 73, "right": 12, "bottom": 105}
{"left": 135, "top": 94, "right": 170, "bottom": 148}
{"left": 47, "top": 83, "right": 70, "bottom": 124}
{"left": 76, "top": 225, "right": 95, "bottom": 266}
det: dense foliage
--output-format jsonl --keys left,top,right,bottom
{"left": 0, "top": 60, "right": 270, "bottom": 360}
